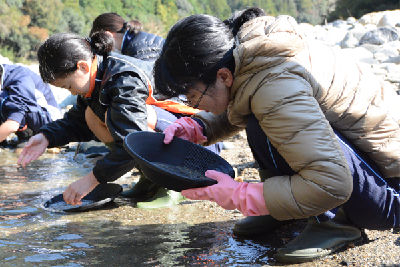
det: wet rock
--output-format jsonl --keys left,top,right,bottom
{"left": 341, "top": 32, "right": 359, "bottom": 48}
{"left": 383, "top": 56, "right": 400, "bottom": 64}
{"left": 46, "top": 147, "right": 61, "bottom": 154}
{"left": 358, "top": 12, "right": 384, "bottom": 25}
{"left": 348, "top": 23, "right": 370, "bottom": 41}
{"left": 377, "top": 10, "right": 400, "bottom": 28}
{"left": 359, "top": 26, "right": 400, "bottom": 46}
{"left": 346, "top": 17, "right": 357, "bottom": 24}
{"left": 77, "top": 140, "right": 110, "bottom": 155}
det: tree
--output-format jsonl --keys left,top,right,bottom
{"left": 156, "top": 0, "right": 180, "bottom": 31}
{"left": 22, "top": 0, "right": 64, "bottom": 34}
{"left": 60, "top": 7, "right": 87, "bottom": 35}
{"left": 328, "top": 0, "right": 399, "bottom": 21}
{"left": 0, "top": 2, "right": 34, "bottom": 61}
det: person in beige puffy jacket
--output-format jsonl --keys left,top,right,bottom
{"left": 153, "top": 7, "right": 400, "bottom": 263}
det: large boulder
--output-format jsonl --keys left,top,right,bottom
{"left": 358, "top": 12, "right": 384, "bottom": 25}
{"left": 377, "top": 10, "right": 400, "bottom": 28}
{"left": 359, "top": 26, "right": 400, "bottom": 45}
{"left": 340, "top": 32, "right": 359, "bottom": 48}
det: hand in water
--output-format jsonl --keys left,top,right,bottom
{"left": 17, "top": 133, "right": 49, "bottom": 167}
{"left": 63, "top": 172, "right": 100, "bottom": 206}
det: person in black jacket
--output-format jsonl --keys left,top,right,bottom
{"left": 0, "top": 64, "right": 62, "bottom": 146}
{"left": 16, "top": 31, "right": 205, "bottom": 207}
{"left": 89, "top": 13, "right": 224, "bottom": 206}
{"left": 90, "top": 13, "right": 164, "bottom": 62}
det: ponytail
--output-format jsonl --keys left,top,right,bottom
{"left": 91, "top": 13, "right": 142, "bottom": 36}
{"left": 90, "top": 31, "right": 114, "bottom": 55}
{"left": 224, "top": 7, "right": 267, "bottom": 36}
{"left": 38, "top": 32, "right": 112, "bottom": 83}
{"left": 124, "top": 20, "right": 143, "bottom": 35}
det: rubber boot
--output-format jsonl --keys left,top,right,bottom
{"left": 233, "top": 215, "right": 294, "bottom": 236}
{"left": 104, "top": 141, "right": 114, "bottom": 150}
{"left": 274, "top": 208, "right": 362, "bottom": 263}
{"left": 233, "top": 169, "right": 293, "bottom": 236}
{"left": 120, "top": 167, "right": 160, "bottom": 200}
{"left": 136, "top": 188, "right": 186, "bottom": 209}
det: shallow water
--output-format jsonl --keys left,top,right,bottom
{"left": 0, "top": 148, "right": 293, "bottom": 267}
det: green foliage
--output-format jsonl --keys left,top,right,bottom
{"left": 0, "top": 0, "right": 398, "bottom": 62}
{"left": 59, "top": 7, "right": 86, "bottom": 35}
{"left": 328, "top": 0, "right": 399, "bottom": 21}
{"left": 156, "top": 0, "right": 180, "bottom": 31}
{"left": 0, "top": 2, "right": 33, "bottom": 61}
{"left": 0, "top": 46, "right": 16, "bottom": 62}
{"left": 22, "top": 0, "right": 64, "bottom": 34}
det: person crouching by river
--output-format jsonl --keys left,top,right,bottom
{"left": 154, "top": 7, "right": 400, "bottom": 263}
{"left": 88, "top": 13, "right": 223, "bottom": 205}
{"left": 17, "top": 31, "right": 217, "bottom": 209}
{"left": 0, "top": 63, "right": 62, "bottom": 146}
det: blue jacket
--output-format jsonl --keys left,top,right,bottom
{"left": 0, "top": 64, "right": 61, "bottom": 132}
{"left": 121, "top": 31, "right": 165, "bottom": 62}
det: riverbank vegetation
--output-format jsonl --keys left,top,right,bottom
{"left": 0, "top": 0, "right": 397, "bottom": 63}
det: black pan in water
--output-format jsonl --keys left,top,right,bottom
{"left": 43, "top": 183, "right": 122, "bottom": 212}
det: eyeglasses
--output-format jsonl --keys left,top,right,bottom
{"left": 193, "top": 84, "right": 210, "bottom": 109}
{"left": 179, "top": 84, "right": 210, "bottom": 109}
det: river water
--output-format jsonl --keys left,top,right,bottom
{"left": 0, "top": 148, "right": 294, "bottom": 267}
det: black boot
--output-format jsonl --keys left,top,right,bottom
{"left": 120, "top": 166, "right": 160, "bottom": 200}
{"left": 233, "top": 169, "right": 294, "bottom": 236}
{"left": 274, "top": 208, "right": 362, "bottom": 263}
{"left": 233, "top": 215, "right": 294, "bottom": 236}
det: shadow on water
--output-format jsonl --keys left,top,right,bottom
{"left": 0, "top": 149, "right": 303, "bottom": 267}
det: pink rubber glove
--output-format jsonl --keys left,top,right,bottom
{"left": 181, "top": 170, "right": 270, "bottom": 216}
{"left": 163, "top": 117, "right": 207, "bottom": 144}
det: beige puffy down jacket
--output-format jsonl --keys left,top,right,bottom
{"left": 194, "top": 15, "right": 400, "bottom": 220}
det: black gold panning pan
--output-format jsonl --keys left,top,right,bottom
{"left": 123, "top": 131, "right": 235, "bottom": 192}
{"left": 43, "top": 183, "right": 122, "bottom": 212}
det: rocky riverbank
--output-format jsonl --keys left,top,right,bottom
{"left": 2, "top": 10, "right": 400, "bottom": 108}
{"left": 1, "top": 9, "right": 400, "bottom": 266}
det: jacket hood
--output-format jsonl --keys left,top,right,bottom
{"left": 229, "top": 15, "right": 306, "bottom": 124}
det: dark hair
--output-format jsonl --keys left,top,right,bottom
{"left": 38, "top": 31, "right": 114, "bottom": 83}
{"left": 90, "top": 13, "right": 143, "bottom": 37}
{"left": 154, "top": 7, "right": 266, "bottom": 97}
{"left": 223, "top": 7, "right": 267, "bottom": 36}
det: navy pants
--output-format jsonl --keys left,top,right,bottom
{"left": 152, "top": 106, "right": 222, "bottom": 155}
{"left": 246, "top": 114, "right": 399, "bottom": 230}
